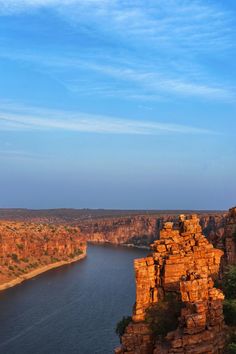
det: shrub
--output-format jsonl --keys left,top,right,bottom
{"left": 145, "top": 293, "right": 182, "bottom": 339}
{"left": 115, "top": 316, "right": 132, "bottom": 342}
{"left": 233, "top": 231, "right": 236, "bottom": 243}
{"left": 223, "top": 300, "right": 236, "bottom": 326}
{"left": 222, "top": 266, "right": 236, "bottom": 299}
{"left": 226, "top": 343, "right": 236, "bottom": 354}
{"left": 11, "top": 254, "right": 19, "bottom": 262}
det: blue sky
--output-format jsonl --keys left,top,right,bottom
{"left": 0, "top": 0, "right": 235, "bottom": 209}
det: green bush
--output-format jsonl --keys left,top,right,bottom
{"left": 226, "top": 343, "right": 236, "bottom": 354}
{"left": 115, "top": 316, "right": 132, "bottom": 341}
{"left": 222, "top": 266, "right": 236, "bottom": 299}
{"left": 145, "top": 293, "right": 181, "bottom": 339}
{"left": 223, "top": 300, "right": 236, "bottom": 326}
{"left": 11, "top": 254, "right": 19, "bottom": 262}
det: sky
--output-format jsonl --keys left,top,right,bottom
{"left": 0, "top": 0, "right": 236, "bottom": 210}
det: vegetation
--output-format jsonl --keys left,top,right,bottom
{"left": 115, "top": 316, "right": 132, "bottom": 342}
{"left": 145, "top": 293, "right": 182, "bottom": 339}
{"left": 222, "top": 266, "right": 236, "bottom": 352}
{"left": 223, "top": 300, "right": 236, "bottom": 326}
{"left": 223, "top": 266, "right": 236, "bottom": 299}
{"left": 11, "top": 254, "right": 19, "bottom": 262}
{"left": 226, "top": 342, "right": 236, "bottom": 354}
{"left": 233, "top": 231, "right": 236, "bottom": 243}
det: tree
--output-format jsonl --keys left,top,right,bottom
{"left": 115, "top": 316, "right": 132, "bottom": 342}
{"left": 222, "top": 266, "right": 236, "bottom": 299}
{"left": 145, "top": 293, "right": 181, "bottom": 339}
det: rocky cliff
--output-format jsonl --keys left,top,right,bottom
{"left": 0, "top": 221, "right": 86, "bottom": 289}
{"left": 79, "top": 216, "right": 160, "bottom": 246}
{"left": 78, "top": 213, "right": 226, "bottom": 248}
{"left": 115, "top": 215, "right": 226, "bottom": 354}
{"left": 222, "top": 207, "right": 236, "bottom": 266}
{"left": 203, "top": 207, "right": 236, "bottom": 268}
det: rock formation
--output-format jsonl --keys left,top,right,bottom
{"left": 115, "top": 215, "right": 226, "bottom": 354}
{"left": 0, "top": 221, "right": 86, "bottom": 288}
{"left": 221, "top": 207, "right": 236, "bottom": 266}
{"left": 203, "top": 207, "right": 236, "bottom": 268}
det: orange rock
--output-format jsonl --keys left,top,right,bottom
{"left": 116, "top": 214, "right": 226, "bottom": 354}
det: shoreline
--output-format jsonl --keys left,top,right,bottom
{"left": 0, "top": 252, "right": 86, "bottom": 292}
{"left": 88, "top": 240, "right": 150, "bottom": 250}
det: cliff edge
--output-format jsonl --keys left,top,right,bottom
{"left": 0, "top": 221, "right": 86, "bottom": 290}
{"left": 115, "top": 214, "right": 226, "bottom": 354}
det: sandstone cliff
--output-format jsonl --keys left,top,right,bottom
{"left": 77, "top": 213, "right": 226, "bottom": 248}
{"left": 115, "top": 215, "right": 226, "bottom": 354}
{"left": 0, "top": 221, "right": 86, "bottom": 289}
{"left": 78, "top": 216, "right": 159, "bottom": 246}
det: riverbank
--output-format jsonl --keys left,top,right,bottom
{"left": 88, "top": 241, "right": 150, "bottom": 250}
{"left": 0, "top": 252, "right": 86, "bottom": 291}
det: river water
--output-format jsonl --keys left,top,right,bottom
{"left": 0, "top": 244, "right": 147, "bottom": 354}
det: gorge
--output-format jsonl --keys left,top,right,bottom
{"left": 0, "top": 207, "right": 236, "bottom": 354}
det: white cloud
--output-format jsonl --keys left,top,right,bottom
{"left": 0, "top": 51, "right": 233, "bottom": 101}
{"left": 0, "top": 101, "right": 213, "bottom": 135}
{"left": 0, "top": 0, "right": 234, "bottom": 102}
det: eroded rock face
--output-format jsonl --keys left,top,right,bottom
{"left": 79, "top": 216, "right": 159, "bottom": 246}
{"left": 0, "top": 222, "right": 86, "bottom": 286}
{"left": 78, "top": 213, "right": 226, "bottom": 248}
{"left": 116, "top": 215, "right": 226, "bottom": 354}
{"left": 223, "top": 207, "right": 236, "bottom": 266}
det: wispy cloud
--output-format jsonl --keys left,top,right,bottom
{"left": 0, "top": 0, "right": 233, "bottom": 51}
{"left": 0, "top": 51, "right": 234, "bottom": 101}
{"left": 0, "top": 101, "right": 214, "bottom": 135}
{"left": 0, "top": 149, "right": 42, "bottom": 160}
{"left": 0, "top": 1, "right": 235, "bottom": 102}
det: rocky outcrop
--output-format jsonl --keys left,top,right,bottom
{"left": 0, "top": 221, "right": 86, "bottom": 289}
{"left": 116, "top": 215, "right": 226, "bottom": 354}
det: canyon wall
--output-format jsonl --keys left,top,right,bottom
{"left": 221, "top": 207, "right": 236, "bottom": 267}
{"left": 115, "top": 215, "right": 226, "bottom": 354}
{"left": 0, "top": 221, "right": 86, "bottom": 289}
{"left": 78, "top": 213, "right": 226, "bottom": 248}
{"left": 79, "top": 216, "right": 159, "bottom": 246}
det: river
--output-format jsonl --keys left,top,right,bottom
{"left": 0, "top": 244, "right": 147, "bottom": 354}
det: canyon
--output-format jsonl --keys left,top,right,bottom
{"left": 0, "top": 207, "right": 235, "bottom": 353}
{"left": 0, "top": 209, "right": 232, "bottom": 292}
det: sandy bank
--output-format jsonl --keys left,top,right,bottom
{"left": 0, "top": 252, "right": 86, "bottom": 291}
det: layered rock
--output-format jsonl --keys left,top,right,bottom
{"left": 222, "top": 207, "right": 236, "bottom": 266}
{"left": 79, "top": 216, "right": 159, "bottom": 246}
{"left": 0, "top": 209, "right": 227, "bottom": 249}
{"left": 116, "top": 215, "right": 226, "bottom": 354}
{"left": 0, "top": 221, "right": 86, "bottom": 288}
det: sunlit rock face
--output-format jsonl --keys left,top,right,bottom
{"left": 116, "top": 215, "right": 226, "bottom": 354}
{"left": 0, "top": 222, "right": 86, "bottom": 286}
